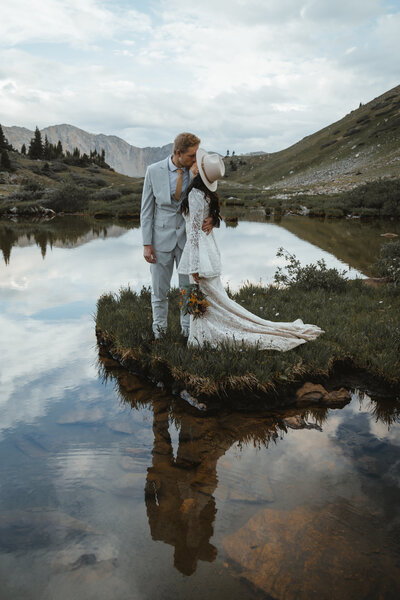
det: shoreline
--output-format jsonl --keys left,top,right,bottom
{"left": 96, "top": 328, "right": 399, "bottom": 412}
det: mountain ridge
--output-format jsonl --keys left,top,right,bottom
{"left": 3, "top": 124, "right": 173, "bottom": 178}
{"left": 3, "top": 84, "right": 400, "bottom": 188}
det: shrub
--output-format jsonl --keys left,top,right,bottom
{"left": 325, "top": 207, "right": 345, "bottom": 218}
{"left": 51, "top": 161, "right": 68, "bottom": 172}
{"left": 69, "top": 173, "right": 106, "bottom": 188}
{"left": 119, "top": 187, "right": 138, "bottom": 196}
{"left": 274, "top": 248, "right": 348, "bottom": 292}
{"left": 92, "top": 188, "right": 122, "bottom": 201}
{"left": 27, "top": 164, "right": 42, "bottom": 174}
{"left": 373, "top": 241, "right": 400, "bottom": 288}
{"left": 7, "top": 178, "right": 45, "bottom": 202}
{"left": 43, "top": 183, "right": 89, "bottom": 213}
{"left": 20, "top": 178, "right": 45, "bottom": 193}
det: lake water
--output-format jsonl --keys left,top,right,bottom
{"left": 1, "top": 215, "right": 399, "bottom": 599}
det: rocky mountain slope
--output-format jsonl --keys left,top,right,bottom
{"left": 224, "top": 85, "right": 400, "bottom": 194}
{"left": 3, "top": 124, "right": 172, "bottom": 178}
{"left": 4, "top": 85, "right": 399, "bottom": 188}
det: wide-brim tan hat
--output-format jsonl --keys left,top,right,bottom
{"left": 196, "top": 148, "right": 225, "bottom": 191}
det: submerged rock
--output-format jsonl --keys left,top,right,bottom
{"left": 295, "top": 383, "right": 350, "bottom": 407}
{"left": 229, "top": 474, "right": 274, "bottom": 504}
{"left": 0, "top": 509, "right": 97, "bottom": 552}
{"left": 223, "top": 500, "right": 399, "bottom": 599}
{"left": 15, "top": 436, "right": 49, "bottom": 457}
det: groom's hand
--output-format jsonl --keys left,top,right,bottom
{"left": 202, "top": 217, "right": 213, "bottom": 235}
{"left": 144, "top": 245, "right": 156, "bottom": 263}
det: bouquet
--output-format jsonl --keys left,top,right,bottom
{"left": 179, "top": 284, "right": 209, "bottom": 319}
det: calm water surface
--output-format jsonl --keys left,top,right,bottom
{"left": 0, "top": 216, "right": 399, "bottom": 599}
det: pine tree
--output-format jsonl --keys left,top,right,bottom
{"left": 43, "top": 135, "right": 51, "bottom": 160}
{"left": 21, "top": 143, "right": 27, "bottom": 155}
{"left": 73, "top": 147, "right": 81, "bottom": 158}
{"left": 0, "top": 150, "right": 12, "bottom": 171}
{"left": 56, "top": 140, "right": 63, "bottom": 158}
{"left": 28, "top": 126, "right": 43, "bottom": 159}
{"left": 0, "top": 124, "right": 12, "bottom": 151}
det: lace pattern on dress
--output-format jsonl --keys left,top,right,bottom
{"left": 187, "top": 189, "right": 204, "bottom": 274}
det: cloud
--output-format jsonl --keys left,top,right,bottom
{"left": 0, "top": 0, "right": 398, "bottom": 152}
{"left": 1, "top": 0, "right": 151, "bottom": 48}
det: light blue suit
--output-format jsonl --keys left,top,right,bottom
{"left": 141, "top": 157, "right": 190, "bottom": 336}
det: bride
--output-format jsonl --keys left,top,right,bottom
{"left": 177, "top": 148, "right": 324, "bottom": 351}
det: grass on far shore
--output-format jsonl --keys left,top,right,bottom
{"left": 95, "top": 265, "right": 400, "bottom": 403}
{"left": 218, "top": 178, "right": 400, "bottom": 219}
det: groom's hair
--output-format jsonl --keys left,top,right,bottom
{"left": 174, "top": 132, "right": 200, "bottom": 154}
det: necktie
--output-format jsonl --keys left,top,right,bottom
{"left": 174, "top": 168, "right": 183, "bottom": 201}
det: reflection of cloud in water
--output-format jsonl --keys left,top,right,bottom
{"left": 0, "top": 221, "right": 374, "bottom": 440}
{"left": 0, "top": 235, "right": 148, "bottom": 316}
{"left": 0, "top": 314, "right": 96, "bottom": 436}
{"left": 221, "top": 417, "right": 357, "bottom": 504}
{"left": 216, "top": 222, "right": 362, "bottom": 289}
{"left": 1, "top": 222, "right": 362, "bottom": 317}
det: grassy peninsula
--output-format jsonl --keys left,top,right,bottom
{"left": 95, "top": 251, "right": 400, "bottom": 406}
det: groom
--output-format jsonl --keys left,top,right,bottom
{"left": 141, "top": 132, "right": 214, "bottom": 338}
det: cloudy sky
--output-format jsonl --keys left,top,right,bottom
{"left": 1, "top": 0, "right": 399, "bottom": 153}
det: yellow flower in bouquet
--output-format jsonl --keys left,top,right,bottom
{"left": 180, "top": 284, "right": 210, "bottom": 319}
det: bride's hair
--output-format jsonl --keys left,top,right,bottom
{"left": 181, "top": 174, "right": 221, "bottom": 225}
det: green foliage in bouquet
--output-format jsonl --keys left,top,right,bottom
{"left": 179, "top": 284, "right": 210, "bottom": 319}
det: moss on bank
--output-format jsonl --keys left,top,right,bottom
{"left": 95, "top": 277, "right": 400, "bottom": 404}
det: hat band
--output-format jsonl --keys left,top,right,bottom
{"left": 201, "top": 155, "right": 213, "bottom": 185}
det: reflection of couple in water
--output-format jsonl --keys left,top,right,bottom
{"left": 143, "top": 394, "right": 324, "bottom": 575}
{"left": 141, "top": 132, "right": 323, "bottom": 348}
{"left": 99, "top": 357, "right": 327, "bottom": 575}
{"left": 144, "top": 398, "right": 219, "bottom": 575}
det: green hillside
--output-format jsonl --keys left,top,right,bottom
{"left": 223, "top": 85, "right": 400, "bottom": 194}
{"left": 0, "top": 151, "right": 143, "bottom": 219}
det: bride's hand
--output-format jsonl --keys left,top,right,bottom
{"left": 202, "top": 216, "right": 213, "bottom": 235}
{"left": 192, "top": 272, "right": 200, "bottom": 283}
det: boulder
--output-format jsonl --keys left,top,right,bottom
{"left": 223, "top": 501, "right": 399, "bottom": 599}
{"left": 295, "top": 383, "right": 350, "bottom": 407}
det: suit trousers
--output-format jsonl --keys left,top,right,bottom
{"left": 150, "top": 245, "right": 190, "bottom": 336}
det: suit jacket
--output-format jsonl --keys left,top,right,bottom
{"left": 140, "top": 157, "right": 187, "bottom": 252}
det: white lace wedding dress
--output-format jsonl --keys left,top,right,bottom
{"left": 177, "top": 188, "right": 324, "bottom": 351}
